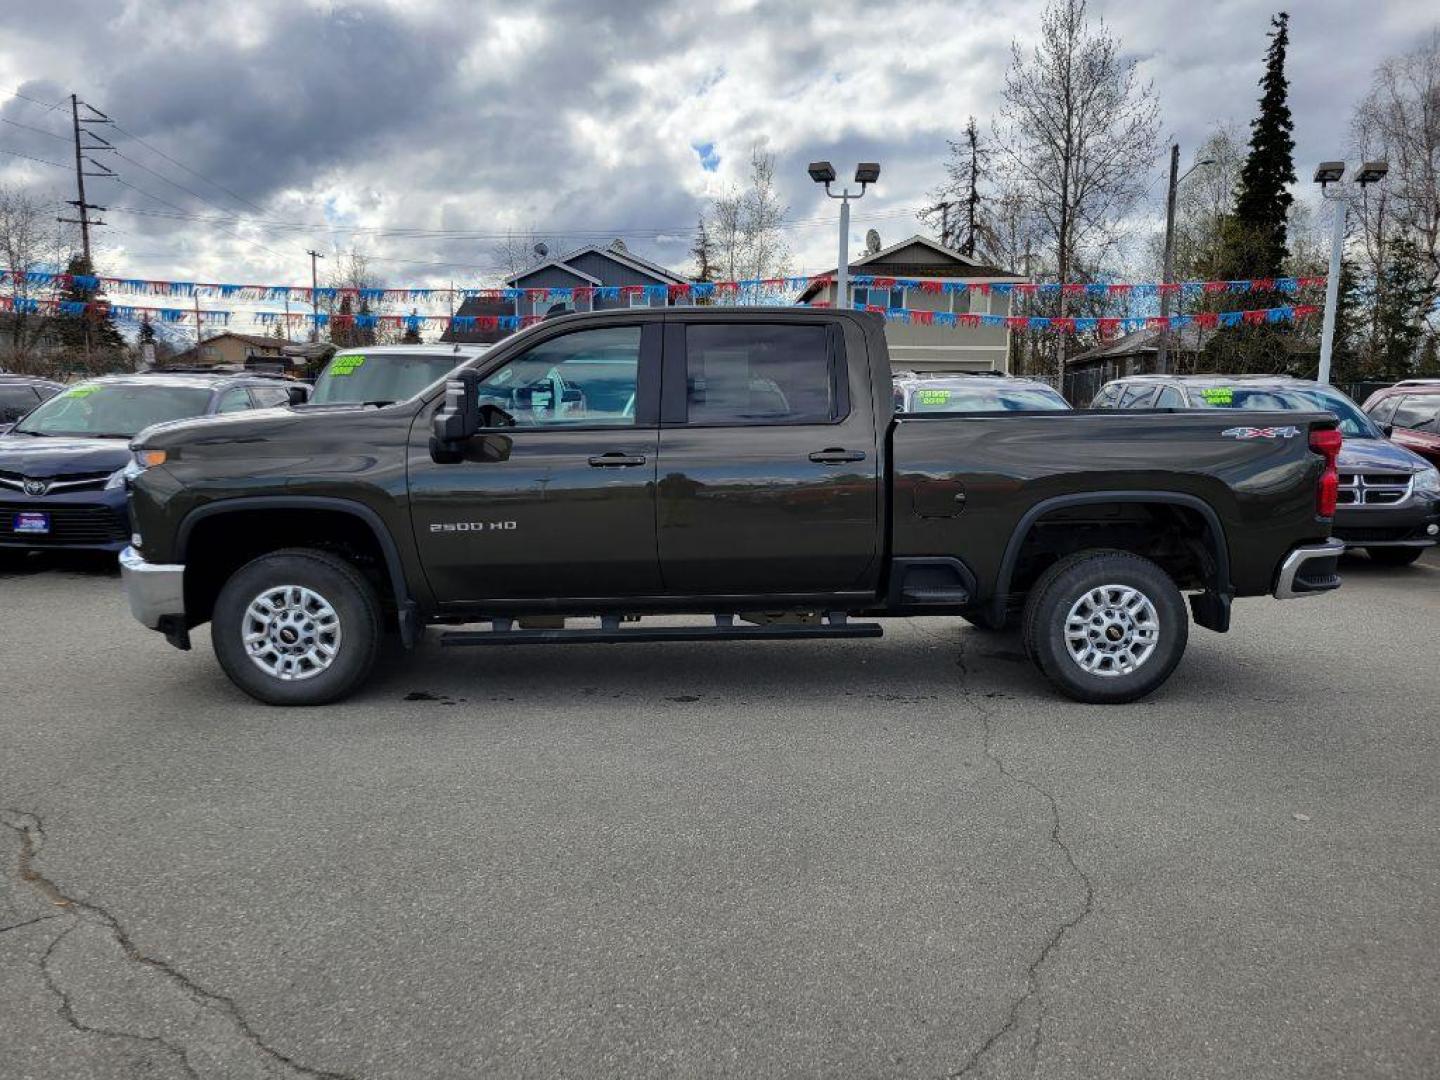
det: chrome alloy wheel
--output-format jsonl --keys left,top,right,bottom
{"left": 1063, "top": 584, "right": 1159, "bottom": 677}
{"left": 242, "top": 585, "right": 341, "bottom": 681}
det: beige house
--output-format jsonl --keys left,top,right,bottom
{"left": 170, "top": 332, "right": 297, "bottom": 368}
{"left": 797, "top": 235, "right": 1027, "bottom": 373}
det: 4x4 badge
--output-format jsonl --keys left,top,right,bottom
{"left": 1220, "top": 426, "right": 1300, "bottom": 440}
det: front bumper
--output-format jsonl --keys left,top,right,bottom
{"left": 1273, "top": 539, "right": 1345, "bottom": 599}
{"left": 0, "top": 489, "right": 129, "bottom": 552}
{"left": 119, "top": 546, "right": 186, "bottom": 632}
{"left": 1333, "top": 499, "right": 1440, "bottom": 548}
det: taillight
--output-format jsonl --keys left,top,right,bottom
{"left": 1310, "top": 427, "right": 1342, "bottom": 517}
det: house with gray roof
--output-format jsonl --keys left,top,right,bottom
{"left": 443, "top": 241, "right": 692, "bottom": 344}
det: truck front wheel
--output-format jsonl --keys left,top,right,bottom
{"left": 212, "top": 548, "right": 382, "bottom": 706}
{"left": 1021, "top": 551, "right": 1188, "bottom": 705}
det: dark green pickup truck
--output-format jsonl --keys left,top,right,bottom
{"left": 121, "top": 308, "right": 1343, "bottom": 706}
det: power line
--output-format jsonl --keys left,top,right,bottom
{"left": 109, "top": 120, "right": 269, "bottom": 215}
{"left": 1, "top": 115, "right": 70, "bottom": 142}
{"left": 0, "top": 145, "right": 69, "bottom": 170}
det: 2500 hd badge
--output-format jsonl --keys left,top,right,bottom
{"left": 430, "top": 521, "right": 518, "bottom": 532}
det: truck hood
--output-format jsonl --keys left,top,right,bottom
{"left": 1338, "top": 437, "right": 1430, "bottom": 474}
{"left": 0, "top": 434, "right": 131, "bottom": 477}
{"left": 134, "top": 401, "right": 415, "bottom": 450}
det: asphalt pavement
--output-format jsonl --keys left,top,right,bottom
{"left": 1, "top": 549, "right": 1437, "bottom": 1079}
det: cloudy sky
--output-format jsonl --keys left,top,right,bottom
{"left": 1, "top": 0, "right": 1435, "bottom": 322}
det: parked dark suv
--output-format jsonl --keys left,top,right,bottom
{"left": 1362, "top": 379, "right": 1440, "bottom": 469}
{"left": 1, "top": 371, "right": 307, "bottom": 557}
{"left": 1094, "top": 374, "right": 1440, "bottom": 566}
{"left": 0, "top": 374, "right": 65, "bottom": 434}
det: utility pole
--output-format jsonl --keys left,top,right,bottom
{"left": 307, "top": 249, "right": 324, "bottom": 343}
{"left": 193, "top": 292, "right": 204, "bottom": 356}
{"left": 1156, "top": 144, "right": 1181, "bottom": 375}
{"left": 60, "top": 94, "right": 114, "bottom": 264}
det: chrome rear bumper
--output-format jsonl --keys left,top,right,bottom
{"left": 1273, "top": 539, "right": 1345, "bottom": 599}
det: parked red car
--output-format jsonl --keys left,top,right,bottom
{"left": 1363, "top": 380, "right": 1440, "bottom": 468}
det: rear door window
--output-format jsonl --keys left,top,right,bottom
{"left": 248, "top": 385, "right": 292, "bottom": 409}
{"left": 1118, "top": 385, "right": 1156, "bottom": 408}
{"left": 1391, "top": 396, "right": 1440, "bottom": 433}
{"left": 682, "top": 323, "right": 837, "bottom": 425}
{"left": 1091, "top": 385, "right": 1121, "bottom": 408}
{"left": 1154, "top": 386, "right": 1184, "bottom": 408}
{"left": 216, "top": 388, "right": 252, "bottom": 413}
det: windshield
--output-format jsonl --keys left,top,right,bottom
{"left": 1187, "top": 384, "right": 1378, "bottom": 438}
{"left": 311, "top": 351, "right": 468, "bottom": 405}
{"left": 13, "top": 383, "right": 214, "bottom": 438}
{"left": 904, "top": 383, "right": 1070, "bottom": 413}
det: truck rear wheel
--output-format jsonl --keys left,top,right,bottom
{"left": 212, "top": 548, "right": 381, "bottom": 706}
{"left": 1021, "top": 551, "right": 1188, "bottom": 705}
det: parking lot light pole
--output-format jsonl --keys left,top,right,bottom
{"left": 810, "top": 161, "right": 880, "bottom": 310}
{"left": 1315, "top": 161, "right": 1387, "bottom": 385}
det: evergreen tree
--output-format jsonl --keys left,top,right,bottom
{"left": 1370, "top": 236, "right": 1432, "bottom": 378}
{"left": 330, "top": 294, "right": 354, "bottom": 348}
{"left": 689, "top": 214, "right": 718, "bottom": 284}
{"left": 401, "top": 309, "right": 423, "bottom": 344}
{"left": 1225, "top": 12, "right": 1296, "bottom": 279}
{"left": 52, "top": 254, "right": 125, "bottom": 357}
{"left": 138, "top": 316, "right": 156, "bottom": 345}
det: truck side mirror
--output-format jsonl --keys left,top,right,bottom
{"left": 430, "top": 370, "right": 481, "bottom": 463}
{"left": 286, "top": 385, "right": 309, "bottom": 406}
{"left": 1379, "top": 423, "right": 1394, "bottom": 438}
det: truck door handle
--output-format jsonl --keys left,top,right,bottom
{"left": 809, "top": 448, "right": 866, "bottom": 464}
{"left": 588, "top": 452, "right": 648, "bottom": 468}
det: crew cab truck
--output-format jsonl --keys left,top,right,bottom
{"left": 120, "top": 308, "right": 1344, "bottom": 707}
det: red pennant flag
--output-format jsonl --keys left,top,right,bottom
{"left": 1146, "top": 317, "right": 1170, "bottom": 331}
{"left": 910, "top": 309, "right": 934, "bottom": 326}
{"left": 1242, "top": 309, "right": 1267, "bottom": 325}
{"left": 668, "top": 284, "right": 690, "bottom": 300}
{"left": 871, "top": 277, "right": 896, "bottom": 289}
{"left": 1012, "top": 283, "right": 1037, "bottom": 295}
{"left": 1251, "top": 278, "right": 1275, "bottom": 293}
{"left": 1107, "top": 284, "right": 1133, "bottom": 297}
{"left": 1005, "top": 316, "right": 1027, "bottom": 330}
{"left": 1051, "top": 317, "right": 1076, "bottom": 333}
{"left": 1098, "top": 318, "right": 1121, "bottom": 337}
{"left": 1061, "top": 283, "right": 1084, "bottom": 296}
{"left": 919, "top": 280, "right": 944, "bottom": 294}
{"left": 1203, "top": 281, "right": 1227, "bottom": 294}
{"left": 1193, "top": 312, "right": 1219, "bottom": 328}
{"left": 1157, "top": 282, "right": 1181, "bottom": 295}
{"left": 958, "top": 314, "right": 982, "bottom": 329}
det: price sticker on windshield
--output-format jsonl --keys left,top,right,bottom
{"left": 1201, "top": 387, "right": 1234, "bottom": 405}
{"left": 917, "top": 389, "right": 952, "bottom": 406}
{"left": 330, "top": 355, "right": 366, "bottom": 377}
{"left": 64, "top": 385, "right": 98, "bottom": 398}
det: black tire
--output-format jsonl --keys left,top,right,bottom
{"left": 1021, "top": 551, "right": 1188, "bottom": 705}
{"left": 1366, "top": 546, "right": 1425, "bottom": 567}
{"left": 211, "top": 548, "right": 381, "bottom": 706}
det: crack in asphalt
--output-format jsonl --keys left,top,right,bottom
{"left": 2, "top": 808, "right": 359, "bottom": 1080}
{"left": 943, "top": 639, "right": 1097, "bottom": 1080}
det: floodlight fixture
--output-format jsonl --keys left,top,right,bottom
{"left": 854, "top": 162, "right": 881, "bottom": 185}
{"left": 1355, "top": 161, "right": 1389, "bottom": 186}
{"left": 807, "top": 161, "right": 837, "bottom": 184}
{"left": 1313, "top": 161, "right": 1346, "bottom": 185}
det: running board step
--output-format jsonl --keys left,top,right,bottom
{"left": 440, "top": 622, "right": 883, "bottom": 647}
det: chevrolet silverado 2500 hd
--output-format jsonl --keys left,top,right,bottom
{"left": 119, "top": 308, "right": 1344, "bottom": 706}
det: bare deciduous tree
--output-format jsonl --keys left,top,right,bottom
{"left": 1350, "top": 29, "right": 1440, "bottom": 338}
{"left": 0, "top": 185, "right": 66, "bottom": 371}
{"left": 705, "top": 145, "right": 789, "bottom": 294}
{"left": 994, "top": 0, "right": 1160, "bottom": 373}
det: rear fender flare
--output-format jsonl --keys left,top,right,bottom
{"left": 989, "top": 491, "right": 1232, "bottom": 625}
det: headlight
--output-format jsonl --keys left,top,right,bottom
{"left": 108, "top": 448, "right": 168, "bottom": 490}
{"left": 1414, "top": 466, "right": 1440, "bottom": 495}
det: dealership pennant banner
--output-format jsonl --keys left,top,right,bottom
{"left": 2, "top": 267, "right": 1329, "bottom": 305}
{"left": 0, "top": 293, "right": 1320, "bottom": 336}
